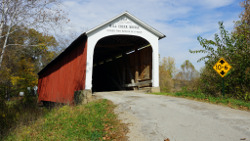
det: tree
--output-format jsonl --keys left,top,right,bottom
{"left": 0, "top": 0, "right": 67, "bottom": 69}
{"left": 159, "top": 57, "right": 176, "bottom": 92}
{"left": 176, "top": 60, "right": 199, "bottom": 81}
{"left": 0, "top": 27, "right": 58, "bottom": 99}
{"left": 240, "top": 0, "right": 250, "bottom": 25}
{"left": 160, "top": 57, "right": 176, "bottom": 77}
{"left": 22, "top": 28, "right": 58, "bottom": 71}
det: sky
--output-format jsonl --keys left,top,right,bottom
{"left": 58, "top": 0, "right": 244, "bottom": 72}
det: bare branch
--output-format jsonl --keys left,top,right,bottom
{"left": 7, "top": 44, "right": 46, "bottom": 47}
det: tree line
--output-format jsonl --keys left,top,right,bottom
{"left": 159, "top": 57, "right": 199, "bottom": 92}
{"left": 0, "top": 0, "right": 67, "bottom": 137}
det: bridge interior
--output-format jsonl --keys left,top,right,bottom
{"left": 92, "top": 35, "right": 152, "bottom": 92}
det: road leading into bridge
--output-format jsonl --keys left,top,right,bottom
{"left": 95, "top": 91, "right": 250, "bottom": 141}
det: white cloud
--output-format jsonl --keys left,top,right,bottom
{"left": 174, "top": 0, "right": 236, "bottom": 9}
{"left": 199, "top": 0, "right": 235, "bottom": 9}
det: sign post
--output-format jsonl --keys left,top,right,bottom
{"left": 222, "top": 77, "right": 225, "bottom": 97}
{"left": 213, "top": 58, "right": 232, "bottom": 97}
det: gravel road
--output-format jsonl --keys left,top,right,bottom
{"left": 95, "top": 91, "right": 250, "bottom": 141}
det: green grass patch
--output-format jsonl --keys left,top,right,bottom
{"left": 151, "top": 92, "right": 250, "bottom": 110}
{"left": 4, "top": 99, "right": 128, "bottom": 141}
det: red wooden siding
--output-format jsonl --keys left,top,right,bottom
{"left": 38, "top": 36, "right": 88, "bottom": 104}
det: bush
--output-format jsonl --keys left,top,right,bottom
{"left": 0, "top": 96, "right": 48, "bottom": 139}
{"left": 190, "top": 22, "right": 250, "bottom": 101}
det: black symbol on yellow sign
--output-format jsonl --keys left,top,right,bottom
{"left": 224, "top": 65, "right": 228, "bottom": 70}
{"left": 220, "top": 60, "right": 225, "bottom": 64}
{"left": 213, "top": 58, "right": 232, "bottom": 77}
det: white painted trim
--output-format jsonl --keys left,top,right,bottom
{"left": 151, "top": 41, "right": 160, "bottom": 87}
{"left": 86, "top": 11, "right": 165, "bottom": 39}
{"left": 84, "top": 13, "right": 163, "bottom": 90}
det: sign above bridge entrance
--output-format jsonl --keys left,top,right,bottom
{"left": 107, "top": 16, "right": 143, "bottom": 34}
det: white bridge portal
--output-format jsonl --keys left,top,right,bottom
{"left": 85, "top": 12, "right": 165, "bottom": 92}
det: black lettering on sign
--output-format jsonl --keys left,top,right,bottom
{"left": 120, "top": 17, "right": 128, "bottom": 21}
{"left": 216, "top": 65, "right": 222, "bottom": 70}
{"left": 129, "top": 25, "right": 139, "bottom": 29}
{"left": 109, "top": 24, "right": 117, "bottom": 28}
{"left": 118, "top": 25, "right": 128, "bottom": 28}
{"left": 224, "top": 65, "right": 228, "bottom": 70}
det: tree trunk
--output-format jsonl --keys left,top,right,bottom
{"left": 0, "top": 0, "right": 6, "bottom": 37}
{"left": 0, "top": 1, "right": 16, "bottom": 69}
{"left": 0, "top": 26, "right": 10, "bottom": 68}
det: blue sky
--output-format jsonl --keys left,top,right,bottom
{"left": 59, "top": 0, "right": 244, "bottom": 72}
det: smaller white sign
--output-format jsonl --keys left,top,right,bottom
{"left": 107, "top": 16, "right": 143, "bottom": 34}
{"left": 19, "top": 92, "right": 24, "bottom": 97}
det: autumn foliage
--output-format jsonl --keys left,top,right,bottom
{"left": 0, "top": 27, "right": 58, "bottom": 99}
{"left": 0, "top": 27, "right": 59, "bottom": 138}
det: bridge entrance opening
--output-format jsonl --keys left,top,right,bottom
{"left": 92, "top": 35, "right": 152, "bottom": 92}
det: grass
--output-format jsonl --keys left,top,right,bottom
{"left": 1, "top": 96, "right": 49, "bottom": 139}
{"left": 151, "top": 91, "right": 250, "bottom": 111}
{"left": 4, "top": 99, "right": 128, "bottom": 141}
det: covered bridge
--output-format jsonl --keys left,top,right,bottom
{"left": 38, "top": 12, "right": 165, "bottom": 104}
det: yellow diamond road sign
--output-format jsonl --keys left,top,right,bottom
{"left": 213, "top": 58, "right": 232, "bottom": 77}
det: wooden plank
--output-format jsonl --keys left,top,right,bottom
{"left": 124, "top": 80, "right": 152, "bottom": 87}
{"left": 139, "top": 47, "right": 152, "bottom": 80}
{"left": 122, "top": 53, "right": 126, "bottom": 88}
{"left": 126, "top": 54, "right": 134, "bottom": 83}
{"left": 135, "top": 48, "right": 139, "bottom": 83}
